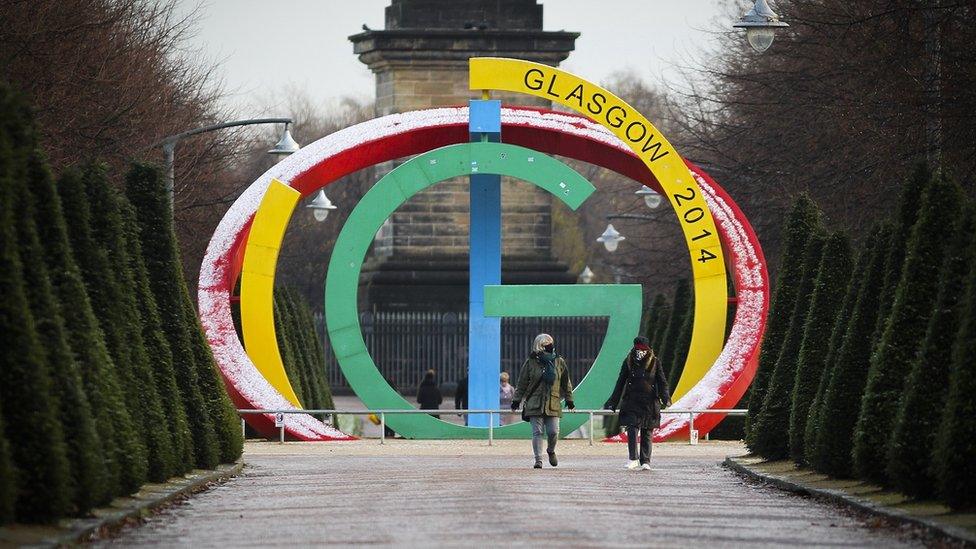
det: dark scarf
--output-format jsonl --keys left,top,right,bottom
{"left": 535, "top": 351, "right": 558, "bottom": 386}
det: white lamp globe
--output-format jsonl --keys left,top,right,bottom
{"left": 597, "top": 223, "right": 625, "bottom": 252}
{"left": 306, "top": 190, "right": 337, "bottom": 222}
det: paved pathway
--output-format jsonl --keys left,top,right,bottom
{"left": 96, "top": 440, "right": 925, "bottom": 547}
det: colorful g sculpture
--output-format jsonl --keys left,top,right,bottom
{"left": 196, "top": 58, "right": 769, "bottom": 441}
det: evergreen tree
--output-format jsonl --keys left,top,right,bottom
{"left": 119, "top": 200, "right": 194, "bottom": 473}
{"left": 852, "top": 172, "right": 962, "bottom": 485}
{"left": 123, "top": 165, "right": 219, "bottom": 469}
{"left": 668, "top": 291, "right": 696, "bottom": 387}
{"left": 788, "top": 232, "right": 853, "bottom": 464}
{"left": 182, "top": 287, "right": 244, "bottom": 463}
{"left": 869, "top": 164, "right": 930, "bottom": 351}
{"left": 297, "top": 297, "right": 335, "bottom": 411}
{"left": 13, "top": 162, "right": 106, "bottom": 514}
{"left": 644, "top": 293, "right": 669, "bottom": 350}
{"left": 0, "top": 404, "right": 15, "bottom": 525}
{"left": 286, "top": 287, "right": 336, "bottom": 412}
{"left": 658, "top": 279, "right": 690, "bottom": 384}
{"left": 274, "top": 291, "right": 307, "bottom": 404}
{"left": 746, "top": 195, "right": 821, "bottom": 446}
{"left": 887, "top": 202, "right": 975, "bottom": 498}
{"left": 0, "top": 85, "right": 71, "bottom": 521}
{"left": 58, "top": 167, "right": 149, "bottom": 492}
{"left": 126, "top": 163, "right": 241, "bottom": 465}
{"left": 31, "top": 163, "right": 132, "bottom": 505}
{"left": 811, "top": 224, "right": 892, "bottom": 477}
{"left": 749, "top": 232, "right": 827, "bottom": 459}
{"left": 82, "top": 165, "right": 174, "bottom": 482}
{"left": 287, "top": 288, "right": 328, "bottom": 409}
{"left": 284, "top": 289, "right": 323, "bottom": 408}
{"left": 803, "top": 226, "right": 877, "bottom": 466}
{"left": 931, "top": 228, "right": 976, "bottom": 510}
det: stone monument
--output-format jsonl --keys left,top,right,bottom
{"left": 350, "top": 0, "right": 580, "bottom": 311}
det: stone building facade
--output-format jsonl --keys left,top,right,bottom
{"left": 349, "top": 0, "right": 580, "bottom": 311}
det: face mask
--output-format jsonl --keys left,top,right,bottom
{"left": 634, "top": 349, "right": 648, "bottom": 361}
{"left": 543, "top": 343, "right": 554, "bottom": 353}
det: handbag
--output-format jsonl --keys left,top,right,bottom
{"left": 519, "top": 368, "right": 548, "bottom": 422}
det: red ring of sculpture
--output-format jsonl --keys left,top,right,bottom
{"left": 214, "top": 106, "right": 768, "bottom": 440}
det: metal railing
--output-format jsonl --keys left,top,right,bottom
{"left": 315, "top": 312, "right": 609, "bottom": 392}
{"left": 238, "top": 408, "right": 747, "bottom": 446}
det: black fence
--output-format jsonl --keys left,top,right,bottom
{"left": 318, "top": 311, "right": 609, "bottom": 394}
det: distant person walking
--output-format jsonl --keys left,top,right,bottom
{"left": 499, "top": 372, "right": 516, "bottom": 425}
{"left": 604, "top": 336, "right": 671, "bottom": 471}
{"left": 512, "top": 333, "right": 575, "bottom": 468}
{"left": 455, "top": 374, "right": 468, "bottom": 423}
{"left": 417, "top": 369, "right": 443, "bottom": 418}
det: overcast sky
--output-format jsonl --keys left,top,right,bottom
{"left": 176, "top": 0, "right": 735, "bottom": 115}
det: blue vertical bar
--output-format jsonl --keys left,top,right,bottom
{"left": 468, "top": 99, "right": 501, "bottom": 428}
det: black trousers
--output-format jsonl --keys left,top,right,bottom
{"left": 626, "top": 426, "right": 652, "bottom": 464}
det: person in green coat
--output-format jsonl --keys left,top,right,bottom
{"left": 511, "top": 333, "right": 575, "bottom": 469}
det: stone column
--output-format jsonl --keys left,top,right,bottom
{"left": 350, "top": 0, "right": 580, "bottom": 311}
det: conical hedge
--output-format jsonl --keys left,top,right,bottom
{"left": 0, "top": 85, "right": 71, "bottom": 522}
{"left": 82, "top": 164, "right": 174, "bottom": 482}
{"left": 119, "top": 200, "right": 194, "bottom": 473}
{"left": 283, "top": 289, "right": 323, "bottom": 408}
{"left": 296, "top": 294, "right": 335, "bottom": 411}
{"left": 0, "top": 402, "right": 15, "bottom": 525}
{"left": 746, "top": 195, "right": 821, "bottom": 445}
{"left": 931, "top": 226, "right": 976, "bottom": 509}
{"left": 58, "top": 168, "right": 149, "bottom": 492}
{"left": 788, "top": 232, "right": 852, "bottom": 464}
{"left": 803, "top": 225, "right": 877, "bottom": 467}
{"left": 870, "top": 164, "right": 930, "bottom": 350}
{"left": 644, "top": 293, "right": 669, "bottom": 349}
{"left": 13, "top": 161, "right": 106, "bottom": 515}
{"left": 810, "top": 224, "right": 892, "bottom": 477}
{"left": 0, "top": 85, "right": 71, "bottom": 521}
{"left": 182, "top": 274, "right": 244, "bottom": 463}
{"left": 852, "top": 171, "right": 962, "bottom": 485}
{"left": 668, "top": 291, "right": 695, "bottom": 387}
{"left": 749, "top": 231, "right": 826, "bottom": 459}
{"left": 887, "top": 201, "right": 975, "bottom": 498}
{"left": 658, "top": 279, "right": 690, "bottom": 383}
{"left": 284, "top": 287, "right": 336, "bottom": 412}
{"left": 274, "top": 291, "right": 307, "bottom": 404}
{"left": 31, "top": 164, "right": 132, "bottom": 505}
{"left": 123, "top": 164, "right": 219, "bottom": 469}
{"left": 125, "top": 163, "right": 241, "bottom": 465}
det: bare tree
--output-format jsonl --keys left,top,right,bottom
{"left": 667, "top": 0, "right": 976, "bottom": 272}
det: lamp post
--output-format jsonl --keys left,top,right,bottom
{"left": 733, "top": 0, "right": 789, "bottom": 53}
{"left": 158, "top": 117, "right": 298, "bottom": 212}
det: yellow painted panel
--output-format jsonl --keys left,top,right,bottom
{"left": 471, "top": 58, "right": 727, "bottom": 400}
{"left": 240, "top": 179, "right": 303, "bottom": 407}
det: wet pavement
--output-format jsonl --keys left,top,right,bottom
{"left": 95, "top": 440, "right": 925, "bottom": 547}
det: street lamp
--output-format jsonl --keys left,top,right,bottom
{"left": 733, "top": 0, "right": 789, "bottom": 53}
{"left": 306, "top": 189, "right": 337, "bottom": 222}
{"left": 597, "top": 223, "right": 625, "bottom": 252}
{"left": 635, "top": 185, "right": 663, "bottom": 210}
{"left": 158, "top": 117, "right": 298, "bottom": 212}
{"left": 579, "top": 265, "right": 594, "bottom": 284}
{"left": 269, "top": 123, "right": 301, "bottom": 156}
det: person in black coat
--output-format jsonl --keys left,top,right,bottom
{"left": 417, "top": 369, "right": 443, "bottom": 418}
{"left": 455, "top": 374, "right": 468, "bottom": 416}
{"left": 604, "top": 336, "right": 672, "bottom": 470}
